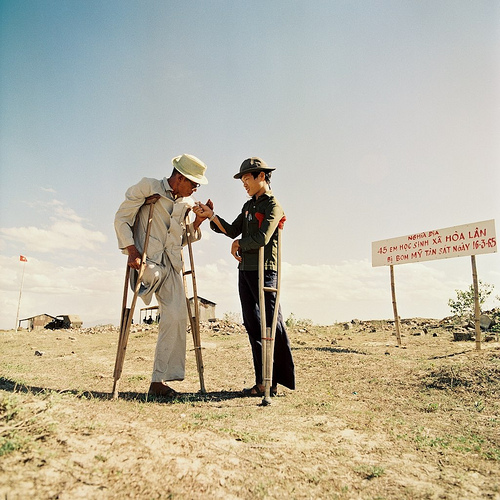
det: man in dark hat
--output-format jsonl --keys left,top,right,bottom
{"left": 196, "top": 157, "right": 295, "bottom": 396}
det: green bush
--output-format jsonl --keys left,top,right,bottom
{"left": 285, "top": 313, "right": 313, "bottom": 328}
{"left": 448, "top": 281, "right": 494, "bottom": 319}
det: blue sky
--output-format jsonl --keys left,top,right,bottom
{"left": 1, "top": 0, "right": 499, "bottom": 329}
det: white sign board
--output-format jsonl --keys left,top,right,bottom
{"left": 372, "top": 219, "right": 497, "bottom": 267}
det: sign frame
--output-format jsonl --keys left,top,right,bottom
{"left": 372, "top": 219, "right": 497, "bottom": 350}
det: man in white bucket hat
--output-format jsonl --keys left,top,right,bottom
{"left": 115, "top": 154, "right": 211, "bottom": 398}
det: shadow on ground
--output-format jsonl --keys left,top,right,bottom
{"left": 293, "top": 346, "right": 369, "bottom": 355}
{"left": 0, "top": 376, "right": 244, "bottom": 404}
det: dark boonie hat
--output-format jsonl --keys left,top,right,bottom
{"left": 233, "top": 157, "right": 276, "bottom": 179}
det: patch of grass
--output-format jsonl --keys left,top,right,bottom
{"left": 0, "top": 393, "right": 57, "bottom": 457}
{"left": 306, "top": 473, "right": 323, "bottom": 485}
{"left": 423, "top": 402, "right": 440, "bottom": 413}
{"left": 412, "top": 427, "right": 500, "bottom": 461}
{"left": 0, "top": 394, "right": 21, "bottom": 422}
{"left": 425, "top": 358, "right": 500, "bottom": 394}
{"left": 414, "top": 428, "right": 451, "bottom": 449}
{"left": 0, "top": 363, "right": 29, "bottom": 373}
{"left": 483, "top": 448, "right": 500, "bottom": 461}
{"left": 250, "top": 481, "right": 269, "bottom": 499}
{"left": 473, "top": 400, "right": 485, "bottom": 412}
{"left": 0, "top": 396, "right": 28, "bottom": 457}
{"left": 220, "top": 427, "right": 265, "bottom": 443}
{"left": 354, "top": 464, "right": 385, "bottom": 479}
{"left": 0, "top": 435, "right": 23, "bottom": 456}
{"left": 454, "top": 432, "right": 500, "bottom": 461}
{"left": 192, "top": 411, "right": 230, "bottom": 421}
{"left": 72, "top": 420, "right": 101, "bottom": 434}
{"left": 127, "top": 374, "right": 148, "bottom": 383}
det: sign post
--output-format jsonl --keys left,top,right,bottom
{"left": 372, "top": 220, "right": 497, "bottom": 348}
{"left": 390, "top": 265, "right": 402, "bottom": 346}
{"left": 471, "top": 255, "right": 481, "bottom": 351}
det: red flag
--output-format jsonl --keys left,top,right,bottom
{"left": 20, "top": 255, "right": 27, "bottom": 262}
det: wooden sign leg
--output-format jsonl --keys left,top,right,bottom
{"left": 390, "top": 265, "right": 402, "bottom": 347}
{"left": 471, "top": 255, "right": 482, "bottom": 351}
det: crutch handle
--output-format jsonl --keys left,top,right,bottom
{"left": 145, "top": 194, "right": 161, "bottom": 205}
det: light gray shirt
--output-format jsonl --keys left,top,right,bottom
{"left": 114, "top": 177, "right": 201, "bottom": 273}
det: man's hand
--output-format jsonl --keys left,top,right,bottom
{"left": 231, "top": 239, "right": 242, "bottom": 262}
{"left": 192, "top": 199, "right": 214, "bottom": 219}
{"left": 192, "top": 199, "right": 214, "bottom": 230}
{"left": 126, "top": 245, "right": 142, "bottom": 269}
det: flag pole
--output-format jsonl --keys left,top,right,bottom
{"left": 15, "top": 259, "right": 27, "bottom": 333}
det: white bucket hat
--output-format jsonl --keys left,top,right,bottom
{"left": 172, "top": 154, "right": 208, "bottom": 185}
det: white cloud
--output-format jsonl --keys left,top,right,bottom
{"left": 279, "top": 258, "right": 500, "bottom": 324}
{"left": 0, "top": 255, "right": 124, "bottom": 329}
{"left": 1, "top": 223, "right": 106, "bottom": 252}
{"left": 166, "top": 257, "right": 500, "bottom": 325}
{"left": 1, "top": 254, "right": 498, "bottom": 331}
{"left": 49, "top": 199, "right": 85, "bottom": 223}
{"left": 0, "top": 199, "right": 106, "bottom": 253}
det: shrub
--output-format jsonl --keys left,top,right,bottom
{"left": 285, "top": 313, "right": 313, "bottom": 328}
{"left": 448, "top": 281, "right": 494, "bottom": 319}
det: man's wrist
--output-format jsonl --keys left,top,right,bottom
{"left": 209, "top": 213, "right": 216, "bottom": 222}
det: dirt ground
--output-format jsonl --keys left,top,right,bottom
{"left": 0, "top": 319, "right": 499, "bottom": 500}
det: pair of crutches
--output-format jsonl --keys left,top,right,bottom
{"left": 112, "top": 197, "right": 205, "bottom": 399}
{"left": 259, "top": 217, "right": 285, "bottom": 406}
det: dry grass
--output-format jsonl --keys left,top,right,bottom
{"left": 0, "top": 321, "right": 499, "bottom": 499}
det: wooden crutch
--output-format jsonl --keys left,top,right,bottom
{"left": 112, "top": 195, "right": 159, "bottom": 399}
{"left": 259, "top": 217, "right": 285, "bottom": 406}
{"left": 182, "top": 209, "right": 206, "bottom": 393}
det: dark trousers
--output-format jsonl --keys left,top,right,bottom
{"left": 238, "top": 270, "right": 295, "bottom": 390}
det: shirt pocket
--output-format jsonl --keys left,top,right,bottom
{"left": 247, "top": 218, "right": 260, "bottom": 234}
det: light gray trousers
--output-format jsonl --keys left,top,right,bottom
{"left": 140, "top": 260, "right": 188, "bottom": 383}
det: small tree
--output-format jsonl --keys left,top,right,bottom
{"left": 285, "top": 312, "right": 313, "bottom": 328}
{"left": 448, "top": 280, "right": 494, "bottom": 319}
{"left": 285, "top": 313, "right": 296, "bottom": 328}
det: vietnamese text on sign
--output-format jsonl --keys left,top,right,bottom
{"left": 372, "top": 219, "right": 497, "bottom": 267}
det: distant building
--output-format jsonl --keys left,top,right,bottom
{"left": 189, "top": 296, "right": 216, "bottom": 322}
{"left": 45, "top": 315, "right": 83, "bottom": 329}
{"left": 19, "top": 314, "right": 55, "bottom": 331}
{"left": 139, "top": 306, "right": 160, "bottom": 324}
{"left": 139, "top": 297, "right": 216, "bottom": 324}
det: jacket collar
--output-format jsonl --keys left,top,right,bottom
{"left": 252, "top": 190, "right": 273, "bottom": 202}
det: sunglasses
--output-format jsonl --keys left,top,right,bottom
{"left": 185, "top": 177, "right": 200, "bottom": 189}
